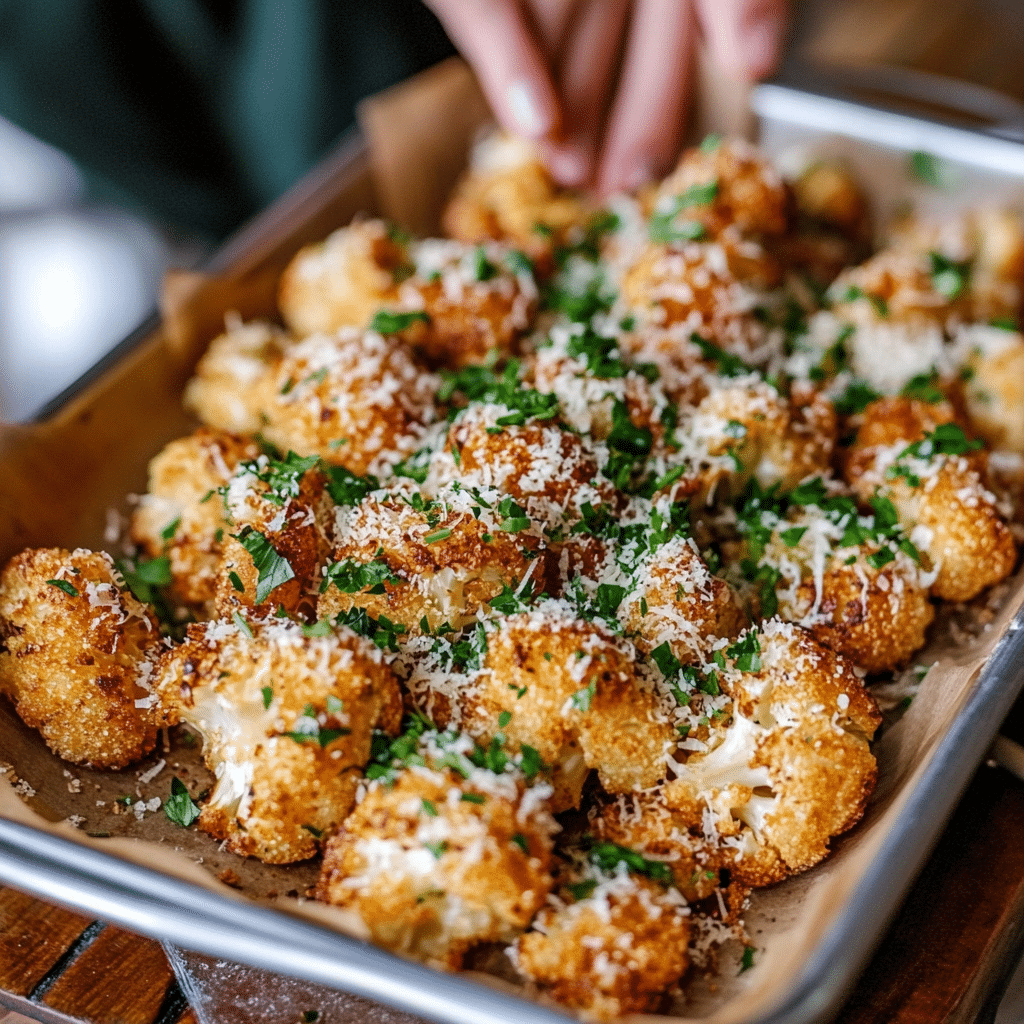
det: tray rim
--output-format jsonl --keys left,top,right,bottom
{"left": 4, "top": 79, "right": 1024, "bottom": 1024}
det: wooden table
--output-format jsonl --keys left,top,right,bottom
{"left": 2, "top": 757, "right": 1024, "bottom": 1024}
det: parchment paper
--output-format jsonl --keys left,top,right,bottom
{"left": 2, "top": 56, "right": 1023, "bottom": 1024}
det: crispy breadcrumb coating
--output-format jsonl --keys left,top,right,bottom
{"left": 278, "top": 219, "right": 410, "bottom": 337}
{"left": 183, "top": 317, "right": 289, "bottom": 435}
{"left": 320, "top": 484, "right": 542, "bottom": 634}
{"left": 316, "top": 726, "right": 558, "bottom": 969}
{"left": 130, "top": 429, "right": 260, "bottom": 615}
{"left": 514, "top": 859, "right": 691, "bottom": 1021}
{"left": 844, "top": 397, "right": 1017, "bottom": 601}
{"left": 153, "top": 615, "right": 401, "bottom": 863}
{"left": 442, "top": 132, "right": 587, "bottom": 267}
{"left": 257, "top": 328, "right": 440, "bottom": 476}
{"left": 0, "top": 548, "right": 167, "bottom": 768}
{"left": 666, "top": 620, "right": 880, "bottom": 887}
{"left": 407, "top": 602, "right": 676, "bottom": 811}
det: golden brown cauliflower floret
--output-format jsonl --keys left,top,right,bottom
{"left": 401, "top": 238, "right": 539, "bottom": 367}
{"left": 213, "top": 452, "right": 334, "bottom": 620}
{"left": 319, "top": 484, "right": 542, "bottom": 635}
{"left": 129, "top": 429, "right": 259, "bottom": 616}
{"left": 728, "top": 477, "right": 935, "bottom": 673}
{"left": 442, "top": 132, "right": 587, "bottom": 268}
{"left": 677, "top": 381, "right": 836, "bottom": 502}
{"left": 514, "top": 860, "right": 691, "bottom": 1021}
{"left": 409, "top": 602, "right": 675, "bottom": 811}
{"left": 844, "top": 397, "right": 1017, "bottom": 601}
{"left": 654, "top": 138, "right": 789, "bottom": 240}
{"left": 0, "top": 548, "right": 167, "bottom": 768}
{"left": 618, "top": 535, "right": 747, "bottom": 664}
{"left": 183, "top": 316, "right": 289, "bottom": 435}
{"left": 316, "top": 731, "right": 558, "bottom": 970}
{"left": 444, "top": 405, "right": 620, "bottom": 532}
{"left": 888, "top": 207, "right": 1024, "bottom": 323}
{"left": 277, "top": 218, "right": 411, "bottom": 337}
{"left": 528, "top": 321, "right": 678, "bottom": 443}
{"left": 954, "top": 324, "right": 1024, "bottom": 453}
{"left": 153, "top": 615, "right": 402, "bottom": 863}
{"left": 255, "top": 328, "right": 440, "bottom": 476}
{"left": 792, "top": 160, "right": 868, "bottom": 237}
{"left": 591, "top": 794, "right": 723, "bottom": 903}
{"left": 664, "top": 620, "right": 880, "bottom": 887}
{"left": 620, "top": 242, "right": 767, "bottom": 347}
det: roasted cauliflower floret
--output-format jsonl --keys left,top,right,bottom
{"left": 129, "top": 429, "right": 259, "bottom": 615}
{"left": 0, "top": 548, "right": 166, "bottom": 768}
{"left": 408, "top": 602, "right": 676, "bottom": 811}
{"left": 591, "top": 794, "right": 724, "bottom": 902}
{"left": 664, "top": 620, "right": 880, "bottom": 887}
{"left": 402, "top": 238, "right": 539, "bottom": 367}
{"left": 616, "top": 534, "right": 747, "bottom": 664}
{"left": 514, "top": 855, "right": 691, "bottom": 1021}
{"left": 183, "top": 316, "right": 289, "bottom": 435}
{"left": 316, "top": 723, "right": 558, "bottom": 970}
{"left": 620, "top": 242, "right": 768, "bottom": 348}
{"left": 444, "top": 404, "right": 619, "bottom": 532}
{"left": 529, "top": 320, "right": 676, "bottom": 442}
{"left": 442, "top": 132, "right": 587, "bottom": 266}
{"left": 277, "top": 218, "right": 411, "bottom": 337}
{"left": 213, "top": 451, "right": 334, "bottom": 619}
{"left": 792, "top": 160, "right": 868, "bottom": 236}
{"left": 844, "top": 397, "right": 1016, "bottom": 601}
{"left": 256, "top": 328, "right": 440, "bottom": 476}
{"left": 319, "top": 483, "right": 542, "bottom": 634}
{"left": 153, "top": 615, "right": 402, "bottom": 863}
{"left": 729, "top": 477, "right": 935, "bottom": 673}
{"left": 954, "top": 324, "right": 1024, "bottom": 454}
{"left": 654, "top": 138, "right": 789, "bottom": 240}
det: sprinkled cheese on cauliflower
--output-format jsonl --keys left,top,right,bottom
{"left": 316, "top": 721, "right": 558, "bottom": 969}
{"left": 664, "top": 620, "right": 880, "bottom": 887}
{"left": 514, "top": 854, "right": 691, "bottom": 1021}
{"left": 153, "top": 615, "right": 402, "bottom": 863}
{"left": 130, "top": 428, "right": 260, "bottom": 616}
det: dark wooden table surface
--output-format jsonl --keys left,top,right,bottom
{"left": 3, "top": 758, "right": 1024, "bottom": 1024}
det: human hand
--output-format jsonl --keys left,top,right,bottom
{"left": 424, "top": 0, "right": 788, "bottom": 194}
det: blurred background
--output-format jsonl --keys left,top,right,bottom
{"left": 2, "top": 0, "right": 1024, "bottom": 422}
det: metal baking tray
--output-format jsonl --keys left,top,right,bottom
{"left": 3, "top": 59, "right": 1024, "bottom": 1024}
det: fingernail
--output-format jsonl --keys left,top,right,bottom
{"left": 626, "top": 160, "right": 655, "bottom": 192}
{"left": 547, "top": 146, "right": 590, "bottom": 187}
{"left": 506, "top": 79, "right": 554, "bottom": 139}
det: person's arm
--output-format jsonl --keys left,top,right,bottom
{"left": 424, "top": 0, "right": 788, "bottom": 193}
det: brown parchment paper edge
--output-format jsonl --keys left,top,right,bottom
{"left": 1, "top": 54, "right": 1023, "bottom": 1024}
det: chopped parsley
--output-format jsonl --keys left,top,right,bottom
{"left": 164, "top": 777, "right": 200, "bottom": 828}
{"left": 588, "top": 841, "right": 672, "bottom": 884}
{"left": 320, "top": 558, "right": 403, "bottom": 595}
{"left": 46, "top": 578, "right": 79, "bottom": 597}
{"left": 369, "top": 309, "right": 431, "bottom": 334}
{"left": 649, "top": 180, "right": 717, "bottom": 243}
{"left": 332, "top": 607, "right": 407, "bottom": 652}
{"left": 928, "top": 251, "right": 971, "bottom": 301}
{"left": 690, "top": 333, "right": 758, "bottom": 378}
{"left": 570, "top": 681, "right": 596, "bottom": 713}
{"left": 233, "top": 527, "right": 295, "bottom": 604}
{"left": 727, "top": 631, "right": 762, "bottom": 673}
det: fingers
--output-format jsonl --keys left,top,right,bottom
{"left": 694, "top": 0, "right": 789, "bottom": 80}
{"left": 425, "top": 0, "right": 561, "bottom": 140}
{"left": 541, "top": 0, "right": 631, "bottom": 187}
{"left": 596, "top": 0, "right": 695, "bottom": 195}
